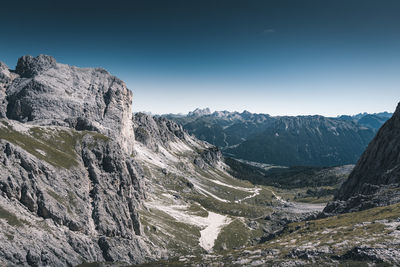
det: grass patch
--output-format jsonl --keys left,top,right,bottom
{"left": 0, "top": 205, "right": 29, "bottom": 227}
{"left": 139, "top": 208, "right": 202, "bottom": 255}
{"left": 197, "top": 167, "right": 254, "bottom": 189}
{"left": 186, "top": 194, "right": 270, "bottom": 218}
{"left": 214, "top": 219, "right": 250, "bottom": 251}
{"left": 0, "top": 121, "right": 109, "bottom": 169}
{"left": 187, "top": 202, "right": 208, "bottom": 217}
{"left": 47, "top": 189, "right": 74, "bottom": 214}
{"left": 240, "top": 187, "right": 275, "bottom": 206}
{"left": 259, "top": 202, "right": 400, "bottom": 256}
{"left": 163, "top": 172, "right": 194, "bottom": 192}
{"left": 5, "top": 233, "right": 14, "bottom": 241}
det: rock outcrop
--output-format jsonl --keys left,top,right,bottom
{"left": 5, "top": 55, "right": 135, "bottom": 154}
{"left": 0, "top": 55, "right": 151, "bottom": 266}
{"left": 133, "top": 113, "right": 186, "bottom": 151}
{"left": 133, "top": 112, "right": 222, "bottom": 169}
{"left": 0, "top": 62, "right": 18, "bottom": 118}
{"left": 324, "top": 102, "right": 400, "bottom": 214}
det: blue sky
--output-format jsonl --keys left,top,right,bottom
{"left": 1, "top": 0, "right": 399, "bottom": 115}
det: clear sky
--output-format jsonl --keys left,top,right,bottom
{"left": 1, "top": 0, "right": 399, "bottom": 116}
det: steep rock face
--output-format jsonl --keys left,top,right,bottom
{"left": 324, "top": 103, "right": 400, "bottom": 213}
{"left": 0, "top": 120, "right": 150, "bottom": 266}
{"left": 0, "top": 62, "right": 18, "bottom": 118}
{"left": 0, "top": 55, "right": 153, "bottom": 266}
{"left": 6, "top": 55, "right": 135, "bottom": 154}
{"left": 133, "top": 113, "right": 186, "bottom": 151}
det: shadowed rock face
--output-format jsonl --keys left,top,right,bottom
{"left": 324, "top": 103, "right": 400, "bottom": 213}
{"left": 0, "top": 62, "right": 18, "bottom": 118}
{"left": 5, "top": 55, "right": 135, "bottom": 154}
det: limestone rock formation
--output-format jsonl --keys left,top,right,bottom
{"left": 0, "top": 126, "right": 150, "bottom": 265}
{"left": 0, "top": 62, "right": 18, "bottom": 118}
{"left": 0, "top": 55, "right": 151, "bottom": 266}
{"left": 5, "top": 55, "right": 135, "bottom": 154}
{"left": 133, "top": 112, "right": 186, "bottom": 151}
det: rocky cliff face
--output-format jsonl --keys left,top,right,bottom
{"left": 0, "top": 56, "right": 153, "bottom": 266}
{"left": 324, "top": 103, "right": 400, "bottom": 214}
{"left": 4, "top": 55, "right": 135, "bottom": 154}
{"left": 0, "top": 62, "right": 18, "bottom": 118}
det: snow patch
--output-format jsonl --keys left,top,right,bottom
{"left": 145, "top": 200, "right": 231, "bottom": 252}
{"left": 199, "top": 211, "right": 231, "bottom": 251}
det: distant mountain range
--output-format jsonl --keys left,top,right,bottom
{"left": 164, "top": 109, "right": 392, "bottom": 167}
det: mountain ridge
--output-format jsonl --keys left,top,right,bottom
{"left": 164, "top": 109, "right": 391, "bottom": 167}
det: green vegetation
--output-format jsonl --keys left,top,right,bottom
{"left": 225, "top": 157, "right": 351, "bottom": 203}
{"left": 224, "top": 119, "right": 374, "bottom": 167}
{"left": 194, "top": 168, "right": 257, "bottom": 202}
{"left": 67, "top": 190, "right": 78, "bottom": 210}
{"left": 5, "top": 233, "right": 14, "bottom": 241}
{"left": 187, "top": 202, "right": 208, "bottom": 217}
{"left": 0, "top": 120, "right": 108, "bottom": 169}
{"left": 225, "top": 157, "right": 348, "bottom": 189}
{"left": 163, "top": 172, "right": 194, "bottom": 192}
{"left": 259, "top": 202, "right": 400, "bottom": 256}
{"left": 186, "top": 193, "right": 270, "bottom": 218}
{"left": 213, "top": 219, "right": 250, "bottom": 251}
{"left": 47, "top": 189, "right": 66, "bottom": 205}
{"left": 0, "top": 205, "right": 29, "bottom": 227}
{"left": 239, "top": 187, "right": 275, "bottom": 206}
{"left": 140, "top": 208, "right": 202, "bottom": 255}
{"left": 47, "top": 189, "right": 74, "bottom": 214}
{"left": 210, "top": 168, "right": 255, "bottom": 188}
{"left": 0, "top": 122, "right": 79, "bottom": 168}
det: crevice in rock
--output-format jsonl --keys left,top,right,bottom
{"left": 102, "top": 83, "right": 113, "bottom": 118}
{"left": 98, "top": 237, "right": 113, "bottom": 262}
{"left": 81, "top": 148, "right": 100, "bottom": 233}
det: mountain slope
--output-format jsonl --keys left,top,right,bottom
{"left": 131, "top": 113, "right": 327, "bottom": 257}
{"left": 226, "top": 116, "right": 375, "bottom": 166}
{"left": 325, "top": 102, "right": 400, "bottom": 214}
{"left": 166, "top": 110, "right": 383, "bottom": 167}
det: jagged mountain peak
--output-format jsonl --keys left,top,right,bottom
{"left": 0, "top": 61, "right": 8, "bottom": 71}
{"left": 188, "top": 107, "right": 211, "bottom": 117}
{"left": 15, "top": 54, "right": 57, "bottom": 78}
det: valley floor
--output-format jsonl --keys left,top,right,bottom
{"left": 133, "top": 137, "right": 335, "bottom": 265}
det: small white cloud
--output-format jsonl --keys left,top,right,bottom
{"left": 263, "top": 28, "right": 275, "bottom": 34}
